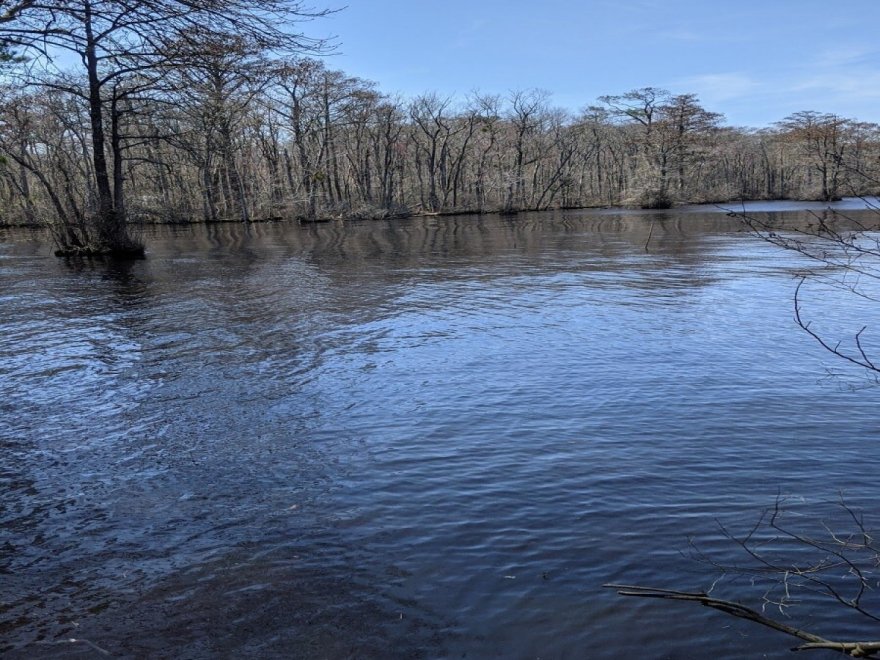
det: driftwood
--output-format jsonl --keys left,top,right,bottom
{"left": 604, "top": 583, "right": 880, "bottom": 657}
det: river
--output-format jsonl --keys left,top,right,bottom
{"left": 3, "top": 205, "right": 880, "bottom": 658}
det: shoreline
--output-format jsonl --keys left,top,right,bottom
{"left": 2, "top": 197, "right": 878, "bottom": 231}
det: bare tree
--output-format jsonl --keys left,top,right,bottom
{"left": 659, "top": 93, "right": 723, "bottom": 198}
{"left": 599, "top": 87, "right": 674, "bottom": 207}
{"left": 777, "top": 112, "right": 853, "bottom": 202}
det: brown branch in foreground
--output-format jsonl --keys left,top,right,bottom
{"left": 686, "top": 495, "right": 880, "bottom": 624}
{"left": 603, "top": 584, "right": 880, "bottom": 657}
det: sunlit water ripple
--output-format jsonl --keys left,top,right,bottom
{"left": 2, "top": 209, "right": 880, "bottom": 658}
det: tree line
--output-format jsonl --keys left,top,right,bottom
{"left": 0, "top": 2, "right": 879, "bottom": 255}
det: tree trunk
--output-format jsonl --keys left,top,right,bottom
{"left": 79, "top": 2, "right": 140, "bottom": 255}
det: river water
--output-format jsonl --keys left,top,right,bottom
{"left": 3, "top": 207, "right": 880, "bottom": 658}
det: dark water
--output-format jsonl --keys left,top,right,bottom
{"left": 3, "top": 208, "right": 880, "bottom": 659}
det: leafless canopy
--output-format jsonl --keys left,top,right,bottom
{"left": 0, "top": 0, "right": 332, "bottom": 253}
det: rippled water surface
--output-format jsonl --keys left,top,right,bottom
{"left": 3, "top": 209, "right": 880, "bottom": 658}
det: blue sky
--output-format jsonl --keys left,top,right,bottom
{"left": 318, "top": 0, "right": 880, "bottom": 127}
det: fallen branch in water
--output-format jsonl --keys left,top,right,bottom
{"left": 604, "top": 584, "right": 880, "bottom": 657}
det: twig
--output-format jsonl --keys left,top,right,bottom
{"left": 794, "top": 277, "right": 880, "bottom": 375}
{"left": 604, "top": 584, "right": 880, "bottom": 656}
{"left": 605, "top": 584, "right": 826, "bottom": 644}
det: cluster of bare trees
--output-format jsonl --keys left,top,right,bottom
{"left": 0, "top": 0, "right": 330, "bottom": 254}
{"left": 2, "top": 4, "right": 880, "bottom": 255}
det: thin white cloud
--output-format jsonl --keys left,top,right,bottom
{"left": 673, "top": 72, "right": 761, "bottom": 103}
{"left": 811, "top": 45, "right": 879, "bottom": 69}
{"left": 674, "top": 55, "right": 880, "bottom": 124}
{"left": 771, "top": 45, "right": 880, "bottom": 115}
{"left": 791, "top": 73, "right": 880, "bottom": 94}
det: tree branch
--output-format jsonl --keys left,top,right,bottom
{"left": 604, "top": 584, "right": 880, "bottom": 656}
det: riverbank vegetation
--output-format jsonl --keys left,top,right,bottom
{"left": 1, "top": 4, "right": 879, "bottom": 253}
{"left": 0, "top": 0, "right": 331, "bottom": 255}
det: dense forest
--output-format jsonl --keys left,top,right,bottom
{"left": 0, "top": 2, "right": 878, "bottom": 254}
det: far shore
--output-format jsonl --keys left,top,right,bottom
{"left": 2, "top": 197, "right": 879, "bottom": 231}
